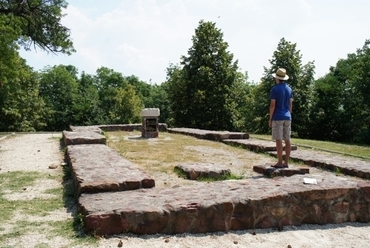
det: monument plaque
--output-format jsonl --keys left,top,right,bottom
{"left": 140, "top": 108, "right": 160, "bottom": 138}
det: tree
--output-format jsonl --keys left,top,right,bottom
{"left": 348, "top": 40, "right": 370, "bottom": 143}
{"left": 94, "top": 67, "right": 143, "bottom": 124}
{"left": 73, "top": 72, "right": 100, "bottom": 125}
{"left": 0, "top": 0, "right": 74, "bottom": 54}
{"left": 247, "top": 38, "right": 315, "bottom": 136}
{"left": 38, "top": 65, "right": 79, "bottom": 130}
{"left": 310, "top": 40, "right": 370, "bottom": 144}
{"left": 0, "top": 55, "right": 47, "bottom": 131}
{"left": 110, "top": 86, "right": 142, "bottom": 124}
{"left": 0, "top": 16, "right": 48, "bottom": 131}
{"left": 309, "top": 74, "right": 346, "bottom": 141}
{"left": 163, "top": 64, "right": 187, "bottom": 127}
{"left": 125, "top": 75, "right": 151, "bottom": 103}
{"left": 165, "top": 20, "right": 241, "bottom": 131}
{"left": 295, "top": 61, "right": 315, "bottom": 138}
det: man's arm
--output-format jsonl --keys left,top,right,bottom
{"left": 289, "top": 98, "right": 293, "bottom": 113}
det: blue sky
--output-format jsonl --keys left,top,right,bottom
{"left": 19, "top": 0, "right": 370, "bottom": 84}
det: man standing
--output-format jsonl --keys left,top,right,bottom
{"left": 269, "top": 68, "right": 293, "bottom": 168}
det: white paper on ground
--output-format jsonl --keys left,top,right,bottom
{"left": 303, "top": 178, "right": 317, "bottom": 184}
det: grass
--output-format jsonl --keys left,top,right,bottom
{"left": 106, "top": 130, "right": 267, "bottom": 180}
{"left": 250, "top": 134, "right": 370, "bottom": 159}
{"left": 0, "top": 169, "right": 97, "bottom": 247}
{"left": 173, "top": 166, "right": 244, "bottom": 182}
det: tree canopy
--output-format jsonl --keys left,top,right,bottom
{"left": 0, "top": 8, "right": 369, "bottom": 145}
{"left": 0, "top": 0, "right": 74, "bottom": 54}
{"left": 165, "top": 20, "right": 245, "bottom": 131}
{"left": 246, "top": 38, "right": 315, "bottom": 136}
{"left": 309, "top": 40, "right": 370, "bottom": 143}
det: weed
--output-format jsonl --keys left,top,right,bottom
{"left": 173, "top": 167, "right": 187, "bottom": 179}
{"left": 334, "top": 167, "right": 342, "bottom": 176}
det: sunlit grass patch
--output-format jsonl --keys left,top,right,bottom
{"left": 250, "top": 134, "right": 370, "bottom": 159}
{"left": 106, "top": 130, "right": 262, "bottom": 180}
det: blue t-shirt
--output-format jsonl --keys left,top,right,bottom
{"left": 270, "top": 82, "right": 293, "bottom": 120}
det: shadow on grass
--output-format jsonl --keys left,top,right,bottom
{"left": 59, "top": 138, "right": 90, "bottom": 238}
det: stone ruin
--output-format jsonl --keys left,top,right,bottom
{"left": 62, "top": 126, "right": 370, "bottom": 236}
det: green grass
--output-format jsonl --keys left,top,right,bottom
{"left": 174, "top": 167, "right": 244, "bottom": 182}
{"left": 107, "top": 131, "right": 260, "bottom": 177}
{"left": 0, "top": 170, "right": 97, "bottom": 247}
{"left": 0, "top": 171, "right": 43, "bottom": 192}
{"left": 250, "top": 134, "right": 370, "bottom": 159}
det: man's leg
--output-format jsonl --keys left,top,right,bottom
{"left": 283, "top": 120, "right": 292, "bottom": 167}
{"left": 276, "top": 139, "right": 283, "bottom": 166}
{"left": 272, "top": 121, "right": 284, "bottom": 167}
{"left": 284, "top": 139, "right": 291, "bottom": 167}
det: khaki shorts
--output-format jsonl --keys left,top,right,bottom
{"left": 272, "top": 120, "right": 291, "bottom": 141}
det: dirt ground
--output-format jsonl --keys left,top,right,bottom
{"left": 1, "top": 133, "right": 370, "bottom": 248}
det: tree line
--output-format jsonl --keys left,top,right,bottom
{"left": 1, "top": 1, "right": 369, "bottom": 145}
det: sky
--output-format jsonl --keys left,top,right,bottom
{"left": 19, "top": 0, "right": 370, "bottom": 84}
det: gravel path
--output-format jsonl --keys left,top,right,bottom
{"left": 1, "top": 133, "right": 370, "bottom": 248}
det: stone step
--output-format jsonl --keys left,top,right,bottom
{"left": 270, "top": 149, "right": 370, "bottom": 179}
{"left": 222, "top": 138, "right": 298, "bottom": 152}
{"left": 69, "top": 123, "right": 168, "bottom": 133}
{"left": 78, "top": 174, "right": 370, "bottom": 236}
{"left": 66, "top": 144, "right": 155, "bottom": 196}
{"left": 253, "top": 164, "right": 310, "bottom": 177}
{"left": 167, "top": 128, "right": 249, "bottom": 141}
{"left": 62, "top": 130, "right": 106, "bottom": 146}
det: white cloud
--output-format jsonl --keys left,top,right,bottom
{"left": 19, "top": 0, "right": 370, "bottom": 84}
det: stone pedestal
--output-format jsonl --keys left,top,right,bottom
{"left": 140, "top": 108, "right": 160, "bottom": 138}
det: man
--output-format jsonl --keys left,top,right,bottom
{"left": 269, "top": 68, "right": 293, "bottom": 168}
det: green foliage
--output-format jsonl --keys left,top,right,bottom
{"left": 247, "top": 38, "right": 315, "bottom": 136}
{"left": 146, "top": 84, "right": 170, "bottom": 123}
{"left": 165, "top": 20, "right": 244, "bottom": 130}
{"left": 0, "top": 0, "right": 75, "bottom": 54}
{"left": 110, "top": 85, "right": 142, "bottom": 124}
{"left": 125, "top": 75, "right": 170, "bottom": 123}
{"left": 39, "top": 65, "right": 80, "bottom": 130}
{"left": 164, "top": 64, "right": 187, "bottom": 127}
{"left": 309, "top": 74, "right": 346, "bottom": 140}
{"left": 0, "top": 27, "right": 47, "bottom": 131}
{"left": 0, "top": 0, "right": 75, "bottom": 131}
{"left": 94, "top": 67, "right": 144, "bottom": 124}
{"left": 0, "top": 2, "right": 369, "bottom": 145}
{"left": 310, "top": 40, "right": 370, "bottom": 144}
{"left": 73, "top": 72, "right": 100, "bottom": 125}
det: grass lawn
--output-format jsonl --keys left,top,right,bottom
{"left": 250, "top": 134, "right": 370, "bottom": 159}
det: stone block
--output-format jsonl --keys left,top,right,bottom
{"left": 66, "top": 144, "right": 155, "bottom": 195}
{"left": 78, "top": 175, "right": 370, "bottom": 236}
{"left": 69, "top": 125, "right": 103, "bottom": 134}
{"left": 167, "top": 128, "right": 249, "bottom": 141}
{"left": 253, "top": 164, "right": 309, "bottom": 177}
{"left": 62, "top": 131, "right": 106, "bottom": 146}
{"left": 140, "top": 108, "right": 160, "bottom": 117}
